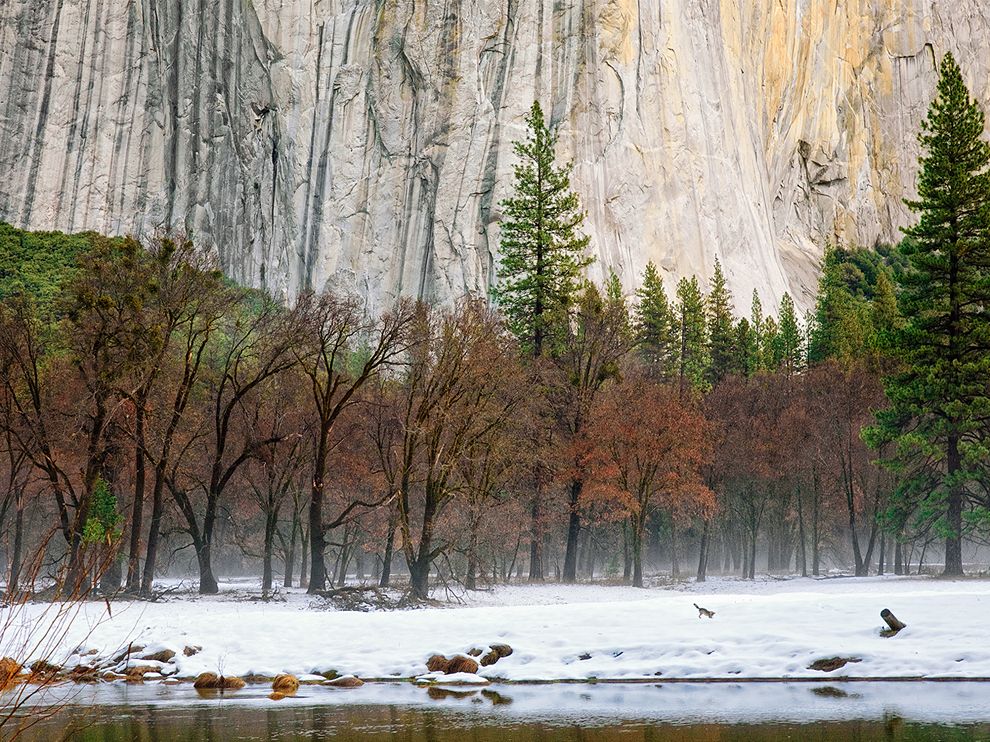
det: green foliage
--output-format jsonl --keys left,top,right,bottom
{"left": 706, "top": 258, "right": 735, "bottom": 386}
{"left": 83, "top": 478, "right": 123, "bottom": 544}
{"left": 633, "top": 262, "right": 678, "bottom": 378}
{"left": 867, "top": 53, "right": 990, "bottom": 566}
{"left": 774, "top": 294, "right": 804, "bottom": 375}
{"left": 732, "top": 317, "right": 754, "bottom": 377}
{"left": 0, "top": 222, "right": 112, "bottom": 314}
{"left": 675, "top": 276, "right": 709, "bottom": 393}
{"left": 870, "top": 269, "right": 902, "bottom": 354}
{"left": 748, "top": 290, "right": 765, "bottom": 374}
{"left": 493, "top": 101, "right": 594, "bottom": 357}
{"left": 808, "top": 247, "right": 876, "bottom": 364}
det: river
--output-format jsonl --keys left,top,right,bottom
{"left": 12, "top": 681, "right": 990, "bottom": 740}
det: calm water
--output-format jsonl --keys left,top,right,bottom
{"left": 12, "top": 682, "right": 990, "bottom": 741}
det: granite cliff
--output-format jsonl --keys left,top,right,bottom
{"left": 2, "top": 0, "right": 988, "bottom": 311}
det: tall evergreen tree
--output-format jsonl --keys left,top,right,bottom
{"left": 675, "top": 276, "right": 709, "bottom": 395}
{"left": 706, "top": 258, "right": 736, "bottom": 386}
{"left": 870, "top": 268, "right": 902, "bottom": 355}
{"left": 867, "top": 53, "right": 990, "bottom": 575}
{"left": 494, "top": 101, "right": 593, "bottom": 357}
{"left": 808, "top": 247, "right": 874, "bottom": 364}
{"left": 775, "top": 293, "right": 804, "bottom": 376}
{"left": 634, "top": 262, "right": 678, "bottom": 379}
{"left": 732, "top": 317, "right": 754, "bottom": 376}
{"left": 748, "top": 290, "right": 765, "bottom": 374}
{"left": 761, "top": 315, "right": 780, "bottom": 370}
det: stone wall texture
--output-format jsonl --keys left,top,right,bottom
{"left": 2, "top": 1, "right": 989, "bottom": 312}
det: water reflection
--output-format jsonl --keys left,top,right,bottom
{"left": 12, "top": 682, "right": 990, "bottom": 741}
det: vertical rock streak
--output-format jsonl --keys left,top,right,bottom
{"left": 1, "top": 0, "right": 988, "bottom": 311}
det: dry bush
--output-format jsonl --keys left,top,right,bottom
{"left": 193, "top": 672, "right": 246, "bottom": 690}
{"left": 271, "top": 674, "right": 299, "bottom": 694}
{"left": 426, "top": 653, "right": 479, "bottom": 675}
{"left": 480, "top": 643, "right": 513, "bottom": 667}
{"left": 0, "top": 529, "right": 119, "bottom": 740}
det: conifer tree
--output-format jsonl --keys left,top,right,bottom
{"left": 494, "top": 101, "right": 593, "bottom": 357}
{"left": 733, "top": 318, "right": 754, "bottom": 376}
{"left": 748, "top": 290, "right": 765, "bottom": 374}
{"left": 634, "top": 262, "right": 678, "bottom": 379}
{"left": 808, "top": 247, "right": 873, "bottom": 364}
{"left": 675, "top": 276, "right": 709, "bottom": 395}
{"left": 776, "top": 293, "right": 804, "bottom": 376}
{"left": 870, "top": 268, "right": 901, "bottom": 354}
{"left": 706, "top": 258, "right": 735, "bottom": 386}
{"left": 761, "top": 315, "right": 780, "bottom": 370}
{"left": 867, "top": 53, "right": 990, "bottom": 575}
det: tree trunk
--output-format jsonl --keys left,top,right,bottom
{"left": 748, "top": 529, "right": 757, "bottom": 580}
{"left": 307, "top": 427, "right": 331, "bottom": 594}
{"left": 8, "top": 495, "right": 24, "bottom": 595}
{"left": 283, "top": 518, "right": 297, "bottom": 588}
{"left": 100, "top": 545, "right": 122, "bottom": 593}
{"left": 196, "top": 540, "right": 219, "bottom": 595}
{"left": 125, "top": 408, "right": 146, "bottom": 592}
{"left": 141, "top": 459, "right": 173, "bottom": 596}
{"left": 894, "top": 538, "right": 903, "bottom": 575}
{"left": 308, "top": 488, "right": 327, "bottom": 594}
{"left": 877, "top": 530, "right": 886, "bottom": 576}
{"left": 632, "top": 520, "right": 644, "bottom": 588}
{"left": 880, "top": 608, "right": 907, "bottom": 633}
{"left": 380, "top": 519, "right": 395, "bottom": 588}
{"left": 262, "top": 510, "right": 277, "bottom": 595}
{"left": 409, "top": 557, "right": 430, "bottom": 600}
{"left": 465, "top": 526, "right": 479, "bottom": 591}
{"left": 696, "top": 519, "right": 710, "bottom": 583}
{"left": 528, "top": 488, "right": 543, "bottom": 581}
{"left": 623, "top": 518, "right": 633, "bottom": 582}
{"left": 669, "top": 518, "right": 680, "bottom": 579}
{"left": 561, "top": 477, "right": 583, "bottom": 583}
{"left": 944, "top": 434, "right": 964, "bottom": 576}
{"left": 796, "top": 486, "right": 808, "bottom": 577}
{"left": 299, "top": 530, "right": 309, "bottom": 588}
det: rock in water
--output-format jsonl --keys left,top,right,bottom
{"left": 1, "top": 2, "right": 988, "bottom": 310}
{"left": 193, "top": 672, "right": 246, "bottom": 690}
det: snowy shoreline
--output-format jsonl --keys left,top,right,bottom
{"left": 8, "top": 575, "right": 990, "bottom": 686}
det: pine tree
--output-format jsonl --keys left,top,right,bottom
{"left": 706, "top": 258, "right": 736, "bottom": 386}
{"left": 633, "top": 262, "right": 678, "bottom": 379}
{"left": 870, "top": 268, "right": 901, "bottom": 354}
{"left": 761, "top": 315, "right": 780, "bottom": 370}
{"left": 808, "top": 247, "right": 874, "bottom": 364}
{"left": 732, "top": 317, "right": 754, "bottom": 376}
{"left": 776, "top": 293, "right": 804, "bottom": 376}
{"left": 675, "top": 276, "right": 709, "bottom": 395}
{"left": 605, "top": 269, "right": 633, "bottom": 343}
{"left": 494, "top": 101, "right": 593, "bottom": 357}
{"left": 748, "top": 290, "right": 765, "bottom": 374}
{"left": 867, "top": 53, "right": 990, "bottom": 576}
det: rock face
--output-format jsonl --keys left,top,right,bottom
{"left": 2, "top": 1, "right": 989, "bottom": 312}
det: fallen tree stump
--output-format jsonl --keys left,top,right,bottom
{"left": 880, "top": 608, "right": 906, "bottom": 637}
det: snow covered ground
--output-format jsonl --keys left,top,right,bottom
{"left": 7, "top": 575, "right": 990, "bottom": 683}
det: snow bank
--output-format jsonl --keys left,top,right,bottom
{"left": 6, "top": 576, "right": 990, "bottom": 683}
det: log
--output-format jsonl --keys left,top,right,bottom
{"left": 880, "top": 608, "right": 906, "bottom": 633}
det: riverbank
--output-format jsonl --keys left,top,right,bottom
{"left": 6, "top": 575, "right": 990, "bottom": 685}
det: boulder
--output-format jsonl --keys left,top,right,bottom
{"left": 325, "top": 675, "right": 364, "bottom": 688}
